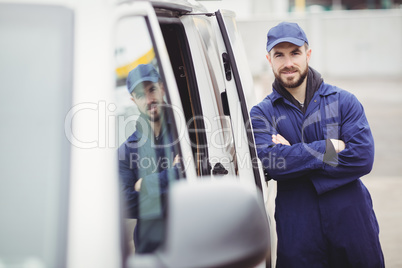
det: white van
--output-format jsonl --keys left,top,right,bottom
{"left": 0, "top": 1, "right": 273, "bottom": 267}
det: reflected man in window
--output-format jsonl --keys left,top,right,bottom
{"left": 118, "top": 64, "right": 180, "bottom": 253}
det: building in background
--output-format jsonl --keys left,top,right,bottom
{"left": 288, "top": 0, "right": 402, "bottom": 10}
{"left": 201, "top": 0, "right": 402, "bottom": 78}
{"left": 201, "top": 0, "right": 402, "bottom": 18}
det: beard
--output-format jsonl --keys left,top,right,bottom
{"left": 143, "top": 102, "right": 164, "bottom": 122}
{"left": 274, "top": 65, "right": 308, "bottom": 89}
{"left": 146, "top": 113, "right": 160, "bottom": 122}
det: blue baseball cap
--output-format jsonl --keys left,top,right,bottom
{"left": 266, "top": 22, "right": 309, "bottom": 52}
{"left": 126, "top": 64, "right": 161, "bottom": 94}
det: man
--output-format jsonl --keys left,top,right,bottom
{"left": 250, "top": 22, "right": 384, "bottom": 267}
{"left": 118, "top": 64, "right": 180, "bottom": 253}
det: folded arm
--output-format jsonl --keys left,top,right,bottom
{"left": 311, "top": 94, "right": 374, "bottom": 194}
{"left": 251, "top": 109, "right": 328, "bottom": 180}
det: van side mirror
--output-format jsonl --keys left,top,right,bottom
{"left": 128, "top": 178, "right": 271, "bottom": 268}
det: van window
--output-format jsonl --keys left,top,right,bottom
{"left": 0, "top": 4, "right": 73, "bottom": 268}
{"left": 114, "top": 16, "right": 184, "bottom": 254}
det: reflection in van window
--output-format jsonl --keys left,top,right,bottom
{"left": 115, "top": 17, "right": 182, "bottom": 254}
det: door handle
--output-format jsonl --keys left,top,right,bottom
{"left": 212, "top": 162, "right": 229, "bottom": 175}
{"left": 222, "top": 53, "right": 232, "bottom": 81}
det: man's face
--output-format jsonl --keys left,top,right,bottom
{"left": 267, "top": 42, "right": 311, "bottom": 89}
{"left": 131, "top": 81, "right": 165, "bottom": 122}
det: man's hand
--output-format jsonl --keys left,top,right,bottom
{"left": 134, "top": 178, "right": 143, "bottom": 191}
{"left": 272, "top": 134, "right": 291, "bottom": 146}
{"left": 173, "top": 154, "right": 181, "bottom": 166}
{"left": 330, "top": 139, "right": 346, "bottom": 153}
{"left": 134, "top": 155, "right": 180, "bottom": 192}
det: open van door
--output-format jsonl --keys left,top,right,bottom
{"left": 212, "top": 9, "right": 273, "bottom": 268}
{"left": 113, "top": 0, "right": 196, "bottom": 259}
{"left": 213, "top": 10, "right": 264, "bottom": 190}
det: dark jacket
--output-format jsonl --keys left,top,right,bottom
{"left": 118, "top": 112, "right": 179, "bottom": 253}
{"left": 118, "top": 113, "right": 179, "bottom": 219}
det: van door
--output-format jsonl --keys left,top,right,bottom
{"left": 172, "top": 14, "right": 239, "bottom": 178}
{"left": 113, "top": 1, "right": 197, "bottom": 256}
{"left": 212, "top": 9, "right": 272, "bottom": 268}
{"left": 212, "top": 10, "right": 265, "bottom": 191}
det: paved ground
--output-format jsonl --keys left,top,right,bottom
{"left": 335, "top": 76, "right": 402, "bottom": 268}
{"left": 253, "top": 74, "right": 402, "bottom": 267}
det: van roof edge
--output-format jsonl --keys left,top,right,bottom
{"left": 152, "top": 1, "right": 193, "bottom": 14}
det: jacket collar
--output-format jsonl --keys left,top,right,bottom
{"left": 268, "top": 89, "right": 285, "bottom": 104}
{"left": 127, "top": 129, "right": 141, "bottom": 143}
{"left": 269, "top": 81, "right": 337, "bottom": 105}
{"left": 318, "top": 82, "right": 338, "bottom": 97}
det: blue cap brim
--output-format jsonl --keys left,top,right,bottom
{"left": 129, "top": 76, "right": 160, "bottom": 94}
{"left": 266, "top": 37, "right": 306, "bottom": 52}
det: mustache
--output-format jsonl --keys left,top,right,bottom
{"left": 280, "top": 67, "right": 298, "bottom": 72}
{"left": 147, "top": 102, "right": 159, "bottom": 110}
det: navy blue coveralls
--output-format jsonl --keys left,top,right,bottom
{"left": 118, "top": 113, "right": 179, "bottom": 253}
{"left": 250, "top": 77, "right": 384, "bottom": 267}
